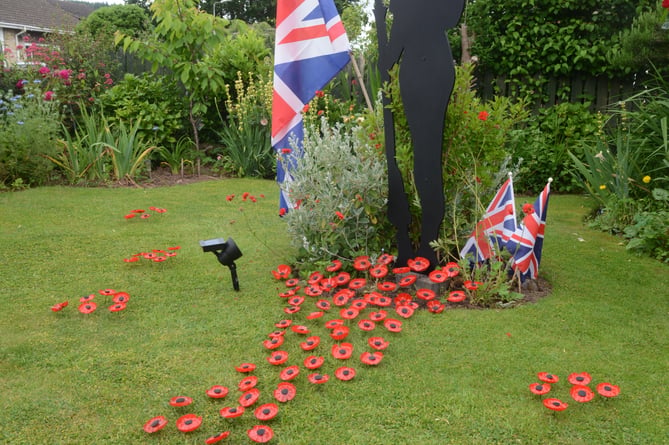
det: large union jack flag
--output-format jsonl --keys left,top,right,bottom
{"left": 460, "top": 174, "right": 517, "bottom": 262}
{"left": 272, "top": 0, "right": 350, "bottom": 213}
{"left": 507, "top": 179, "right": 552, "bottom": 281}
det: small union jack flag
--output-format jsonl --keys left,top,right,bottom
{"left": 460, "top": 174, "right": 517, "bottom": 262}
{"left": 507, "top": 178, "right": 552, "bottom": 281}
{"left": 272, "top": 0, "right": 350, "bottom": 213}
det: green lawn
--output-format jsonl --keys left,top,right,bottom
{"left": 0, "top": 180, "right": 667, "bottom": 444}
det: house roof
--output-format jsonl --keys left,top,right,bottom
{"left": 0, "top": 0, "right": 94, "bottom": 32}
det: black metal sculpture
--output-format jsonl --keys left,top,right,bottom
{"left": 375, "top": 0, "right": 465, "bottom": 268}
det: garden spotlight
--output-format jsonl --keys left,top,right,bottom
{"left": 199, "top": 237, "right": 242, "bottom": 291}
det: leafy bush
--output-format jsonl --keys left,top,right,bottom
{"left": 279, "top": 119, "right": 393, "bottom": 268}
{"left": 624, "top": 209, "right": 669, "bottom": 263}
{"left": 0, "top": 87, "right": 61, "bottom": 186}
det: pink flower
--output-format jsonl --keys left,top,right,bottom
{"left": 58, "top": 69, "right": 71, "bottom": 80}
{"left": 44, "top": 91, "right": 54, "bottom": 101}
{"left": 38, "top": 66, "right": 50, "bottom": 76}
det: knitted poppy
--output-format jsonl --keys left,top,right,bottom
{"left": 542, "top": 398, "right": 568, "bottom": 412}
{"left": 236, "top": 363, "right": 256, "bottom": 373}
{"left": 374, "top": 295, "right": 393, "bottom": 307}
{"left": 398, "top": 275, "right": 417, "bottom": 287}
{"left": 271, "top": 264, "right": 291, "bottom": 280}
{"left": 444, "top": 262, "right": 460, "bottom": 277}
{"left": 267, "top": 330, "right": 285, "bottom": 338}
{"left": 369, "top": 310, "right": 387, "bottom": 322}
{"left": 304, "top": 355, "right": 325, "bottom": 369}
{"left": 335, "top": 366, "right": 356, "bottom": 381}
{"left": 279, "top": 289, "right": 297, "bottom": 299}
{"left": 80, "top": 294, "right": 96, "bottom": 302}
{"left": 384, "top": 318, "right": 403, "bottom": 332}
{"left": 308, "top": 373, "right": 329, "bottom": 384}
{"left": 360, "top": 351, "right": 384, "bottom": 365}
{"left": 428, "top": 269, "right": 448, "bottom": 283}
{"left": 358, "top": 319, "right": 376, "bottom": 331}
{"left": 275, "top": 319, "right": 292, "bottom": 328}
{"left": 348, "top": 278, "right": 367, "bottom": 289}
{"left": 350, "top": 299, "right": 368, "bottom": 310}
{"left": 109, "top": 303, "right": 126, "bottom": 312}
{"left": 308, "top": 271, "right": 324, "bottom": 285}
{"left": 263, "top": 336, "right": 284, "bottom": 350}
{"left": 377, "top": 281, "right": 398, "bottom": 292}
{"left": 331, "top": 342, "right": 354, "bottom": 359}
{"left": 284, "top": 305, "right": 301, "bottom": 314}
{"left": 394, "top": 293, "right": 412, "bottom": 306}
{"left": 538, "top": 372, "right": 559, "bottom": 383}
{"left": 280, "top": 365, "right": 300, "bottom": 381}
{"left": 368, "top": 336, "right": 389, "bottom": 350}
{"left": 353, "top": 256, "right": 371, "bottom": 271}
{"left": 335, "top": 271, "right": 351, "bottom": 286}
{"left": 304, "top": 286, "right": 323, "bottom": 297}
{"left": 112, "top": 292, "right": 130, "bottom": 303}
{"left": 239, "top": 388, "right": 261, "bottom": 407}
{"left": 220, "top": 406, "right": 245, "bottom": 418}
{"left": 143, "top": 416, "right": 168, "bottom": 433}
{"left": 596, "top": 383, "right": 620, "bottom": 398}
{"left": 123, "top": 257, "right": 139, "bottom": 263}
{"left": 529, "top": 383, "right": 551, "bottom": 395}
{"left": 407, "top": 257, "right": 430, "bottom": 272}
{"left": 324, "top": 319, "right": 344, "bottom": 329}
{"left": 316, "top": 299, "right": 331, "bottom": 310}
{"left": 464, "top": 280, "right": 482, "bottom": 291}
{"left": 285, "top": 278, "right": 300, "bottom": 287}
{"left": 392, "top": 266, "right": 411, "bottom": 274}
{"left": 567, "top": 372, "right": 592, "bottom": 386}
{"left": 369, "top": 265, "right": 388, "bottom": 279}
{"left": 99, "top": 289, "right": 116, "bottom": 296}
{"left": 78, "top": 302, "right": 97, "bottom": 314}
{"left": 248, "top": 425, "right": 274, "bottom": 443}
{"left": 274, "top": 382, "right": 296, "bottom": 402}
{"left": 333, "top": 291, "right": 352, "bottom": 306}
{"left": 416, "top": 288, "right": 436, "bottom": 301}
{"left": 205, "top": 431, "right": 230, "bottom": 444}
{"left": 326, "top": 259, "right": 343, "bottom": 272}
{"left": 340, "top": 307, "right": 360, "bottom": 320}
{"left": 290, "top": 325, "right": 310, "bottom": 334}
{"left": 267, "top": 351, "right": 289, "bottom": 365}
{"left": 206, "top": 385, "right": 229, "bottom": 399}
{"left": 395, "top": 305, "right": 414, "bottom": 319}
{"left": 176, "top": 413, "right": 202, "bottom": 432}
{"left": 51, "top": 302, "right": 66, "bottom": 312}
{"left": 238, "top": 376, "right": 259, "bottom": 391}
{"left": 300, "top": 336, "right": 321, "bottom": 351}
{"left": 254, "top": 403, "right": 279, "bottom": 421}
{"left": 426, "top": 300, "right": 445, "bottom": 313}
{"left": 447, "top": 290, "right": 467, "bottom": 303}
{"left": 288, "top": 296, "right": 304, "bottom": 306}
{"left": 376, "top": 253, "right": 394, "bottom": 265}
{"left": 330, "top": 325, "right": 350, "bottom": 340}
{"left": 570, "top": 385, "right": 594, "bottom": 403}
{"left": 169, "top": 396, "right": 193, "bottom": 407}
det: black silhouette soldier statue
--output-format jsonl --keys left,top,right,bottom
{"left": 375, "top": 0, "right": 465, "bottom": 269}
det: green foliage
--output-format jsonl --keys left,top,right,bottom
{"left": 99, "top": 73, "right": 187, "bottom": 148}
{"left": 105, "top": 119, "right": 156, "bottom": 182}
{"left": 198, "top": 0, "right": 362, "bottom": 25}
{"left": 158, "top": 136, "right": 196, "bottom": 175}
{"left": 0, "top": 88, "right": 61, "bottom": 186}
{"left": 624, "top": 208, "right": 669, "bottom": 263}
{"left": 76, "top": 4, "right": 150, "bottom": 38}
{"left": 458, "top": 257, "right": 524, "bottom": 308}
{"left": 280, "top": 119, "right": 393, "bottom": 266}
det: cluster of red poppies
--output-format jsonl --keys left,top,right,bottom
{"left": 50, "top": 289, "right": 131, "bottom": 314}
{"left": 123, "top": 206, "right": 167, "bottom": 220}
{"left": 530, "top": 371, "right": 620, "bottom": 412}
{"left": 122, "top": 246, "right": 181, "bottom": 264}
{"left": 225, "top": 192, "right": 265, "bottom": 203}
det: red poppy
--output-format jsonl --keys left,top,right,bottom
{"left": 206, "top": 385, "right": 229, "bottom": 399}
{"left": 316, "top": 299, "right": 331, "bottom": 310}
{"left": 109, "top": 302, "right": 126, "bottom": 312}
{"left": 124, "top": 214, "right": 136, "bottom": 220}
{"left": 538, "top": 372, "right": 559, "bottom": 383}
{"left": 334, "top": 271, "right": 351, "bottom": 286}
{"left": 285, "top": 278, "right": 300, "bottom": 287}
{"left": 143, "top": 416, "right": 168, "bottom": 433}
{"left": 236, "top": 363, "right": 256, "bottom": 373}
{"left": 529, "top": 382, "right": 551, "bottom": 395}
{"left": 333, "top": 291, "right": 351, "bottom": 307}
{"left": 176, "top": 413, "right": 201, "bottom": 432}
{"left": 374, "top": 295, "right": 393, "bottom": 307}
{"left": 279, "top": 365, "right": 300, "bottom": 381}
{"left": 238, "top": 375, "right": 259, "bottom": 391}
{"left": 444, "top": 262, "right": 460, "bottom": 277}
{"left": 567, "top": 372, "right": 592, "bottom": 385}
{"left": 331, "top": 342, "right": 354, "bottom": 359}
{"left": 428, "top": 269, "right": 448, "bottom": 283}
{"left": 239, "top": 388, "right": 261, "bottom": 407}
{"left": 353, "top": 256, "right": 371, "bottom": 271}
{"left": 254, "top": 403, "right": 279, "bottom": 421}
{"left": 335, "top": 366, "right": 356, "bottom": 381}
{"left": 368, "top": 336, "right": 389, "bottom": 350}
{"left": 369, "top": 264, "right": 388, "bottom": 279}
{"left": 395, "top": 305, "right": 414, "bottom": 319}
{"left": 326, "top": 259, "right": 343, "bottom": 272}
{"left": 275, "top": 319, "right": 292, "bottom": 328}
{"left": 447, "top": 290, "right": 467, "bottom": 303}
{"left": 142, "top": 253, "right": 157, "bottom": 260}
{"left": 279, "top": 289, "right": 297, "bottom": 299}
{"left": 377, "top": 281, "right": 397, "bottom": 292}
{"left": 369, "top": 310, "right": 387, "bottom": 322}
{"left": 426, "top": 300, "right": 445, "bottom": 313}
{"left": 304, "top": 286, "right": 323, "bottom": 297}
{"left": 464, "top": 280, "right": 483, "bottom": 291}
{"left": 358, "top": 319, "right": 376, "bottom": 331}
{"left": 80, "top": 294, "right": 96, "bottom": 302}
{"left": 384, "top": 318, "right": 403, "bottom": 332}
{"left": 153, "top": 256, "right": 167, "bottom": 262}
{"left": 51, "top": 302, "right": 66, "bottom": 312}
{"left": 291, "top": 324, "right": 310, "bottom": 334}
{"left": 330, "top": 325, "right": 350, "bottom": 340}
{"left": 167, "top": 246, "right": 180, "bottom": 250}
{"left": 348, "top": 278, "right": 367, "bottom": 289}
{"left": 268, "top": 330, "right": 285, "bottom": 338}
{"left": 416, "top": 288, "right": 436, "bottom": 301}
{"left": 320, "top": 278, "right": 338, "bottom": 292}
{"left": 220, "top": 406, "right": 245, "bottom": 418}
{"left": 99, "top": 289, "right": 116, "bottom": 296}
{"left": 112, "top": 292, "right": 130, "bottom": 303}
{"left": 132, "top": 209, "right": 145, "bottom": 213}
{"left": 308, "top": 373, "right": 330, "bottom": 384}
{"left": 169, "top": 396, "right": 193, "bottom": 407}
{"left": 350, "top": 299, "right": 368, "bottom": 311}
{"left": 205, "top": 431, "right": 231, "bottom": 444}
{"left": 304, "top": 355, "right": 324, "bottom": 369}
{"left": 263, "top": 336, "right": 284, "bottom": 350}
{"left": 284, "top": 305, "right": 301, "bottom": 314}
{"left": 248, "top": 425, "right": 274, "bottom": 443}
{"left": 407, "top": 257, "right": 430, "bottom": 272}
{"left": 320, "top": 318, "right": 341, "bottom": 330}
{"left": 376, "top": 253, "right": 394, "bottom": 265}
{"left": 542, "top": 398, "right": 568, "bottom": 412}
{"left": 123, "top": 257, "right": 139, "bottom": 263}
{"left": 570, "top": 385, "right": 594, "bottom": 403}
{"left": 288, "top": 296, "right": 304, "bottom": 306}
{"left": 272, "top": 264, "right": 292, "bottom": 280}
{"left": 596, "top": 382, "right": 620, "bottom": 398}
{"left": 398, "top": 274, "right": 417, "bottom": 287}
{"left": 267, "top": 351, "right": 289, "bottom": 365}
{"left": 274, "top": 382, "right": 296, "bottom": 402}
{"left": 392, "top": 266, "right": 411, "bottom": 274}
{"left": 360, "top": 351, "right": 384, "bottom": 365}
{"left": 340, "top": 307, "right": 359, "bottom": 320}
{"left": 141, "top": 213, "right": 151, "bottom": 219}
{"left": 78, "top": 302, "right": 97, "bottom": 314}
{"left": 308, "top": 271, "right": 324, "bottom": 285}
{"left": 300, "top": 336, "right": 320, "bottom": 351}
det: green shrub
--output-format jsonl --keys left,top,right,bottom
{"left": 624, "top": 209, "right": 669, "bottom": 263}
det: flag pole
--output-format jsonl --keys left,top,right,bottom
{"left": 349, "top": 51, "right": 374, "bottom": 113}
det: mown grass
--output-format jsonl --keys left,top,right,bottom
{"left": 0, "top": 181, "right": 667, "bottom": 445}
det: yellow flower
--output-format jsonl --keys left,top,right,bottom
{"left": 642, "top": 175, "right": 651, "bottom": 184}
{"left": 599, "top": 184, "right": 607, "bottom": 190}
